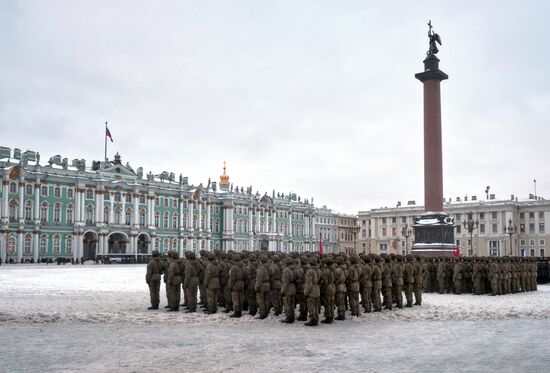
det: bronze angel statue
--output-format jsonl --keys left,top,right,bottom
{"left": 427, "top": 20, "right": 442, "bottom": 55}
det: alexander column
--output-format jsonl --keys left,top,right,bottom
{"left": 412, "top": 21, "right": 455, "bottom": 256}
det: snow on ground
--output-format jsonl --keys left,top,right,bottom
{"left": 1, "top": 264, "right": 550, "bottom": 372}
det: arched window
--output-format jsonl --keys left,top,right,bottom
{"left": 139, "top": 209, "right": 146, "bottom": 227}
{"left": 104, "top": 206, "right": 110, "bottom": 224}
{"left": 40, "top": 202, "right": 48, "bottom": 222}
{"left": 25, "top": 201, "right": 33, "bottom": 222}
{"left": 65, "top": 235, "right": 73, "bottom": 255}
{"left": 114, "top": 207, "right": 121, "bottom": 225}
{"left": 54, "top": 186, "right": 61, "bottom": 198}
{"left": 40, "top": 234, "right": 48, "bottom": 255}
{"left": 86, "top": 205, "right": 94, "bottom": 224}
{"left": 53, "top": 203, "right": 62, "bottom": 223}
{"left": 154, "top": 238, "right": 160, "bottom": 251}
{"left": 26, "top": 184, "right": 33, "bottom": 195}
{"left": 9, "top": 182, "right": 17, "bottom": 194}
{"left": 7, "top": 235, "right": 16, "bottom": 255}
{"left": 163, "top": 238, "right": 169, "bottom": 252}
{"left": 41, "top": 185, "right": 48, "bottom": 196}
{"left": 155, "top": 212, "right": 160, "bottom": 228}
{"left": 9, "top": 200, "right": 18, "bottom": 222}
{"left": 53, "top": 234, "right": 61, "bottom": 255}
{"left": 125, "top": 208, "right": 132, "bottom": 226}
{"left": 172, "top": 213, "right": 178, "bottom": 229}
{"left": 66, "top": 204, "right": 74, "bottom": 224}
{"left": 163, "top": 212, "right": 169, "bottom": 229}
{"left": 24, "top": 234, "right": 32, "bottom": 255}
{"left": 172, "top": 239, "right": 178, "bottom": 250}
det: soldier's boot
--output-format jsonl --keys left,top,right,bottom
{"left": 223, "top": 308, "right": 232, "bottom": 313}
{"left": 185, "top": 308, "right": 196, "bottom": 313}
{"left": 281, "top": 318, "right": 294, "bottom": 324}
{"left": 164, "top": 305, "right": 171, "bottom": 308}
{"left": 167, "top": 307, "right": 179, "bottom": 312}
{"left": 230, "top": 311, "right": 242, "bottom": 318}
{"left": 304, "top": 320, "right": 319, "bottom": 327}
{"left": 321, "top": 318, "right": 333, "bottom": 324}
{"left": 147, "top": 306, "right": 159, "bottom": 310}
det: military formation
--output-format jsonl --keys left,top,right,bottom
{"left": 145, "top": 250, "right": 426, "bottom": 326}
{"left": 421, "top": 256, "right": 539, "bottom": 296}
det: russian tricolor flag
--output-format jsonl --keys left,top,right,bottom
{"left": 106, "top": 126, "right": 113, "bottom": 142}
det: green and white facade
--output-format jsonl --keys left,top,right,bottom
{"left": 0, "top": 146, "right": 319, "bottom": 262}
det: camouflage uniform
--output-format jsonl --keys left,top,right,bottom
{"left": 145, "top": 250, "right": 164, "bottom": 310}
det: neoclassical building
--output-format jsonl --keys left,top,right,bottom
{"left": 0, "top": 146, "right": 318, "bottom": 262}
{"left": 358, "top": 195, "right": 549, "bottom": 258}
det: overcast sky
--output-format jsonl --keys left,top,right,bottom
{"left": 1, "top": 1, "right": 549, "bottom": 213}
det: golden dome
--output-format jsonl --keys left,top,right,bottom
{"left": 220, "top": 161, "right": 229, "bottom": 183}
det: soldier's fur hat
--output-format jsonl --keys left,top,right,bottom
{"left": 152, "top": 250, "right": 160, "bottom": 257}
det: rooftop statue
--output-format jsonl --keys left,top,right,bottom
{"left": 427, "top": 20, "right": 442, "bottom": 55}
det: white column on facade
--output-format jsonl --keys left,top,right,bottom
{"left": 33, "top": 232, "right": 39, "bottom": 262}
{"left": 133, "top": 193, "right": 139, "bottom": 228}
{"left": 95, "top": 190, "right": 102, "bottom": 223}
{"left": 179, "top": 198, "right": 184, "bottom": 229}
{"left": 72, "top": 235, "right": 78, "bottom": 261}
{"left": 109, "top": 195, "right": 114, "bottom": 224}
{"left": 206, "top": 202, "right": 211, "bottom": 232}
{"left": 18, "top": 181, "right": 25, "bottom": 224}
{"left": 16, "top": 231, "right": 23, "bottom": 261}
{"left": 121, "top": 196, "right": 126, "bottom": 225}
{"left": 188, "top": 201, "right": 194, "bottom": 230}
{"left": 206, "top": 238, "right": 211, "bottom": 251}
{"left": 104, "top": 234, "right": 109, "bottom": 255}
{"left": 33, "top": 183, "right": 40, "bottom": 223}
{"left": 289, "top": 210, "right": 293, "bottom": 238}
{"left": 198, "top": 201, "right": 202, "bottom": 231}
{"left": 75, "top": 189, "right": 81, "bottom": 223}
{"left": 80, "top": 190, "right": 86, "bottom": 222}
{"left": 1, "top": 180, "right": 9, "bottom": 222}
{"left": 145, "top": 197, "right": 151, "bottom": 226}
{"left": 98, "top": 233, "right": 104, "bottom": 255}
{"left": 178, "top": 237, "right": 184, "bottom": 257}
{"left": 255, "top": 208, "right": 260, "bottom": 233}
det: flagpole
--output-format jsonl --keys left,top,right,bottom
{"left": 104, "top": 121, "right": 108, "bottom": 162}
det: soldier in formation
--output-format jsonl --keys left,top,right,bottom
{"left": 421, "top": 256, "right": 539, "bottom": 295}
{"left": 146, "top": 250, "right": 433, "bottom": 326}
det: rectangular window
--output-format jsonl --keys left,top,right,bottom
{"left": 529, "top": 223, "right": 535, "bottom": 233}
{"left": 520, "top": 212, "right": 525, "bottom": 219}
{"left": 104, "top": 193, "right": 110, "bottom": 201}
{"left": 391, "top": 227, "right": 396, "bottom": 237}
{"left": 155, "top": 198, "right": 159, "bottom": 207}
{"left": 539, "top": 223, "right": 545, "bottom": 234}
{"left": 67, "top": 188, "right": 74, "bottom": 199}
{"left": 140, "top": 195, "right": 145, "bottom": 204}
{"left": 530, "top": 239, "right": 535, "bottom": 246}
{"left": 54, "top": 186, "right": 61, "bottom": 198}
{"left": 492, "top": 223, "right": 498, "bottom": 234}
{"left": 391, "top": 217, "right": 396, "bottom": 224}
{"left": 382, "top": 217, "right": 386, "bottom": 224}
{"left": 491, "top": 211, "right": 497, "bottom": 219}
{"left": 520, "top": 240, "right": 525, "bottom": 246}
{"left": 41, "top": 185, "right": 48, "bottom": 197}
{"left": 379, "top": 243, "right": 387, "bottom": 253}
{"left": 539, "top": 211, "right": 544, "bottom": 219}
{"left": 86, "top": 189, "right": 94, "bottom": 199}
{"left": 456, "top": 225, "right": 461, "bottom": 234}
{"left": 455, "top": 213, "right": 461, "bottom": 221}
{"left": 480, "top": 224, "right": 485, "bottom": 234}
{"left": 382, "top": 227, "right": 387, "bottom": 236}
{"left": 164, "top": 198, "right": 169, "bottom": 207}
{"left": 529, "top": 212, "right": 535, "bottom": 219}
{"left": 520, "top": 224, "right": 525, "bottom": 233}
{"left": 25, "top": 184, "right": 33, "bottom": 195}
{"left": 479, "top": 212, "right": 485, "bottom": 220}
{"left": 541, "top": 249, "right": 545, "bottom": 257}
{"left": 126, "top": 194, "right": 132, "bottom": 203}
{"left": 539, "top": 239, "right": 545, "bottom": 246}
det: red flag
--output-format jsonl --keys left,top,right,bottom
{"left": 319, "top": 233, "right": 323, "bottom": 254}
{"left": 106, "top": 126, "right": 113, "bottom": 142}
{"left": 453, "top": 246, "right": 461, "bottom": 257}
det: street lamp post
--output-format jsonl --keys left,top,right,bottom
{"left": 505, "top": 218, "right": 515, "bottom": 256}
{"left": 463, "top": 211, "right": 479, "bottom": 257}
{"left": 401, "top": 223, "right": 413, "bottom": 255}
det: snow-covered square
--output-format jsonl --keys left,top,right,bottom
{"left": 1, "top": 264, "right": 549, "bottom": 372}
